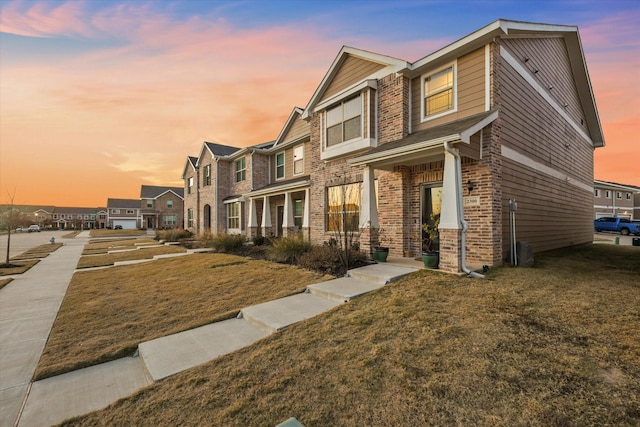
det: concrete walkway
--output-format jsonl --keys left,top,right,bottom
{"left": 0, "top": 232, "right": 89, "bottom": 427}
{"left": 3, "top": 233, "right": 417, "bottom": 427}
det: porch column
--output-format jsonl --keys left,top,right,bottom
{"left": 439, "top": 149, "right": 461, "bottom": 230}
{"left": 261, "top": 196, "right": 271, "bottom": 235}
{"left": 359, "top": 165, "right": 379, "bottom": 229}
{"left": 248, "top": 198, "right": 258, "bottom": 227}
{"left": 302, "top": 188, "right": 310, "bottom": 228}
{"left": 283, "top": 192, "right": 295, "bottom": 227}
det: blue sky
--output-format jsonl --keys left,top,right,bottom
{"left": 1, "top": 0, "right": 638, "bottom": 205}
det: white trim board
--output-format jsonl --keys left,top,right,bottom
{"left": 501, "top": 145, "right": 592, "bottom": 193}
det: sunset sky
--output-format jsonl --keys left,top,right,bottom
{"left": 1, "top": 0, "right": 638, "bottom": 206}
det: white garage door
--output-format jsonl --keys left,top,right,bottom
{"left": 113, "top": 220, "right": 137, "bottom": 229}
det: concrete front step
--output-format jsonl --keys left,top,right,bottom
{"left": 347, "top": 263, "right": 417, "bottom": 285}
{"left": 241, "top": 293, "right": 341, "bottom": 333}
{"left": 307, "top": 277, "right": 386, "bottom": 302}
{"left": 138, "top": 318, "right": 269, "bottom": 381}
{"left": 18, "top": 357, "right": 151, "bottom": 427}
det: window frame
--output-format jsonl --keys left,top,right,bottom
{"left": 421, "top": 61, "right": 457, "bottom": 122}
{"left": 146, "top": 199, "right": 153, "bottom": 208}
{"left": 605, "top": 190, "right": 611, "bottom": 199}
{"left": 204, "top": 164, "right": 211, "bottom": 186}
{"left": 325, "top": 182, "right": 362, "bottom": 233}
{"left": 187, "top": 208, "right": 193, "bottom": 228}
{"left": 293, "top": 145, "right": 304, "bottom": 175}
{"left": 187, "top": 177, "right": 194, "bottom": 194}
{"left": 276, "top": 152, "right": 285, "bottom": 180}
{"left": 164, "top": 215, "right": 177, "bottom": 226}
{"left": 167, "top": 200, "right": 173, "bottom": 209}
{"left": 325, "top": 94, "right": 362, "bottom": 148}
{"left": 235, "top": 157, "right": 246, "bottom": 182}
{"left": 227, "top": 202, "right": 242, "bottom": 230}
{"left": 616, "top": 191, "right": 622, "bottom": 199}
{"left": 594, "top": 189, "right": 600, "bottom": 197}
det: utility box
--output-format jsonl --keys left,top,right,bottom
{"left": 516, "top": 241, "right": 534, "bottom": 267}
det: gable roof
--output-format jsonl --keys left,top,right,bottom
{"left": 140, "top": 185, "right": 184, "bottom": 200}
{"left": 107, "top": 198, "right": 140, "bottom": 209}
{"left": 272, "top": 107, "right": 309, "bottom": 149}
{"left": 301, "top": 19, "right": 604, "bottom": 148}
{"left": 204, "top": 142, "right": 241, "bottom": 157}
{"left": 181, "top": 156, "right": 198, "bottom": 179}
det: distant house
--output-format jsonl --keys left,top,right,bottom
{"left": 51, "top": 207, "right": 100, "bottom": 229}
{"left": 106, "top": 198, "right": 141, "bottom": 229}
{"left": 181, "top": 19, "right": 604, "bottom": 274}
{"left": 593, "top": 180, "right": 640, "bottom": 220}
{"left": 140, "top": 185, "right": 184, "bottom": 229}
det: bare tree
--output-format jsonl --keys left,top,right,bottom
{"left": 1, "top": 190, "right": 18, "bottom": 266}
{"left": 327, "top": 176, "right": 362, "bottom": 274}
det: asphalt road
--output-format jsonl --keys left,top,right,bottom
{"left": 0, "top": 230, "right": 69, "bottom": 260}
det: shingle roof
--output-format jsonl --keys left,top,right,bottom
{"left": 204, "top": 142, "right": 241, "bottom": 157}
{"left": 107, "top": 198, "right": 140, "bottom": 209}
{"left": 140, "top": 185, "right": 184, "bottom": 199}
{"left": 52, "top": 207, "right": 101, "bottom": 214}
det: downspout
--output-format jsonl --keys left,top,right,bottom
{"left": 444, "top": 140, "right": 484, "bottom": 279}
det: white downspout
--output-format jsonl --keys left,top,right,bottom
{"left": 444, "top": 141, "right": 484, "bottom": 278}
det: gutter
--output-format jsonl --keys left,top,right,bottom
{"left": 444, "top": 140, "right": 484, "bottom": 278}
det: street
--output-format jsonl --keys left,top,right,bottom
{"left": 0, "top": 230, "right": 68, "bottom": 260}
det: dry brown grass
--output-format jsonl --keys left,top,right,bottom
{"left": 76, "top": 245, "right": 187, "bottom": 268}
{"left": 89, "top": 229, "right": 147, "bottom": 238}
{"left": 0, "top": 243, "right": 62, "bottom": 275}
{"left": 0, "top": 277, "right": 13, "bottom": 289}
{"left": 61, "top": 245, "right": 640, "bottom": 427}
{"left": 0, "top": 260, "right": 39, "bottom": 276}
{"left": 81, "top": 238, "right": 159, "bottom": 255}
{"left": 36, "top": 253, "right": 331, "bottom": 381}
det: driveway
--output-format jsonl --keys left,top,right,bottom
{"left": 593, "top": 232, "right": 638, "bottom": 246}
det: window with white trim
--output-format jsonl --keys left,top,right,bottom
{"left": 227, "top": 202, "right": 242, "bottom": 229}
{"left": 594, "top": 189, "right": 600, "bottom": 197}
{"left": 276, "top": 152, "right": 285, "bottom": 180}
{"left": 626, "top": 193, "right": 632, "bottom": 200}
{"left": 126, "top": 209, "right": 135, "bottom": 214}
{"left": 146, "top": 199, "right": 153, "bottom": 208}
{"left": 235, "top": 158, "right": 246, "bottom": 182}
{"left": 204, "top": 164, "right": 211, "bottom": 186}
{"left": 605, "top": 190, "right": 611, "bottom": 199}
{"left": 294, "top": 199, "right": 303, "bottom": 228}
{"left": 112, "top": 209, "right": 120, "bottom": 214}
{"left": 423, "top": 63, "right": 456, "bottom": 119}
{"left": 293, "top": 145, "right": 304, "bottom": 175}
{"left": 164, "top": 215, "right": 177, "bottom": 226}
{"left": 187, "top": 177, "right": 193, "bottom": 194}
{"left": 326, "top": 95, "right": 361, "bottom": 147}
{"left": 616, "top": 192, "right": 622, "bottom": 199}
{"left": 326, "top": 182, "right": 362, "bottom": 232}
{"left": 187, "top": 209, "right": 193, "bottom": 228}
{"left": 167, "top": 200, "right": 173, "bottom": 208}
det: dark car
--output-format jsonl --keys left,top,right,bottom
{"left": 114, "top": 225, "right": 123, "bottom": 230}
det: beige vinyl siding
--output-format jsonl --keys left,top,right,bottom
{"left": 498, "top": 38, "right": 594, "bottom": 255}
{"left": 502, "top": 37, "right": 585, "bottom": 131}
{"left": 271, "top": 140, "right": 311, "bottom": 180}
{"left": 411, "top": 47, "right": 486, "bottom": 131}
{"left": 281, "top": 117, "right": 309, "bottom": 145}
{"left": 320, "top": 55, "right": 385, "bottom": 102}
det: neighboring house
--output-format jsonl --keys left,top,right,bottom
{"left": 182, "top": 19, "right": 604, "bottom": 274}
{"left": 0, "top": 205, "right": 55, "bottom": 229}
{"left": 140, "top": 185, "right": 185, "bottom": 229}
{"left": 51, "top": 207, "right": 101, "bottom": 229}
{"left": 593, "top": 180, "right": 640, "bottom": 220}
{"left": 106, "top": 198, "right": 142, "bottom": 229}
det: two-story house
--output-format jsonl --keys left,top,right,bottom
{"left": 140, "top": 185, "right": 184, "bottom": 229}
{"left": 183, "top": 19, "right": 604, "bottom": 274}
{"left": 594, "top": 180, "right": 640, "bottom": 220}
{"left": 106, "top": 198, "right": 142, "bottom": 229}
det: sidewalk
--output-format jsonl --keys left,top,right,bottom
{"left": 0, "top": 232, "right": 89, "bottom": 427}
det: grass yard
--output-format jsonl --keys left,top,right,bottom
{"left": 89, "top": 229, "right": 147, "bottom": 237}
{"left": 76, "top": 245, "right": 188, "bottom": 268}
{"left": 0, "top": 243, "right": 62, "bottom": 276}
{"left": 35, "top": 253, "right": 331, "bottom": 380}
{"left": 81, "top": 238, "right": 161, "bottom": 255}
{"left": 61, "top": 245, "right": 640, "bottom": 426}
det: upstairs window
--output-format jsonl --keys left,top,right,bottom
{"left": 146, "top": 199, "right": 153, "bottom": 208}
{"left": 594, "top": 189, "right": 600, "bottom": 197}
{"left": 236, "top": 157, "right": 246, "bottom": 182}
{"left": 293, "top": 146, "right": 304, "bottom": 175}
{"left": 126, "top": 209, "right": 135, "bottom": 214}
{"left": 616, "top": 192, "right": 622, "bottom": 199}
{"left": 111, "top": 209, "right": 120, "bottom": 214}
{"left": 167, "top": 200, "right": 173, "bottom": 208}
{"left": 423, "top": 63, "right": 456, "bottom": 119}
{"left": 626, "top": 193, "right": 632, "bottom": 200}
{"left": 187, "top": 177, "right": 193, "bottom": 194}
{"left": 204, "top": 164, "right": 211, "bottom": 186}
{"left": 605, "top": 190, "right": 611, "bottom": 199}
{"left": 326, "top": 95, "right": 361, "bottom": 147}
{"left": 276, "top": 152, "right": 285, "bottom": 180}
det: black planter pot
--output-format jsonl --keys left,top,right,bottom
{"left": 372, "top": 246, "right": 389, "bottom": 262}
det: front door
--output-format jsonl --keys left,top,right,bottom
{"left": 421, "top": 184, "right": 443, "bottom": 250}
{"left": 276, "top": 205, "right": 284, "bottom": 237}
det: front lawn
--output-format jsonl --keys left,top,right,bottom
{"left": 89, "top": 229, "right": 147, "bottom": 237}
{"left": 35, "top": 253, "right": 331, "bottom": 380}
{"left": 60, "top": 245, "right": 640, "bottom": 426}
{"left": 76, "top": 245, "right": 188, "bottom": 268}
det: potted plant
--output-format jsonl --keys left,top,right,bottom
{"left": 371, "top": 227, "right": 389, "bottom": 262}
{"left": 422, "top": 214, "right": 440, "bottom": 268}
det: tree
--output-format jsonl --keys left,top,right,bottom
{"left": 327, "top": 176, "right": 362, "bottom": 273}
{"left": 1, "top": 190, "right": 19, "bottom": 267}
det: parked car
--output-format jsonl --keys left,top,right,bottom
{"left": 27, "top": 225, "right": 41, "bottom": 233}
{"left": 114, "top": 225, "right": 123, "bottom": 230}
{"left": 15, "top": 227, "right": 24, "bottom": 232}
{"left": 594, "top": 217, "right": 640, "bottom": 235}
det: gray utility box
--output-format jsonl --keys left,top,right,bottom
{"left": 516, "top": 241, "right": 534, "bottom": 267}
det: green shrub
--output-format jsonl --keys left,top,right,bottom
{"left": 266, "top": 236, "right": 312, "bottom": 264}
{"left": 156, "top": 228, "right": 193, "bottom": 242}
{"left": 299, "top": 245, "right": 370, "bottom": 277}
{"left": 201, "top": 232, "right": 246, "bottom": 253}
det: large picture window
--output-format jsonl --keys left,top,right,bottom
{"left": 326, "top": 182, "right": 362, "bottom": 232}
{"left": 326, "top": 95, "right": 361, "bottom": 147}
{"left": 276, "top": 153, "right": 285, "bottom": 179}
{"left": 235, "top": 158, "right": 246, "bottom": 182}
{"left": 424, "top": 65, "right": 454, "bottom": 118}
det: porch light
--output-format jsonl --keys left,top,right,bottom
{"left": 467, "top": 180, "right": 475, "bottom": 194}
